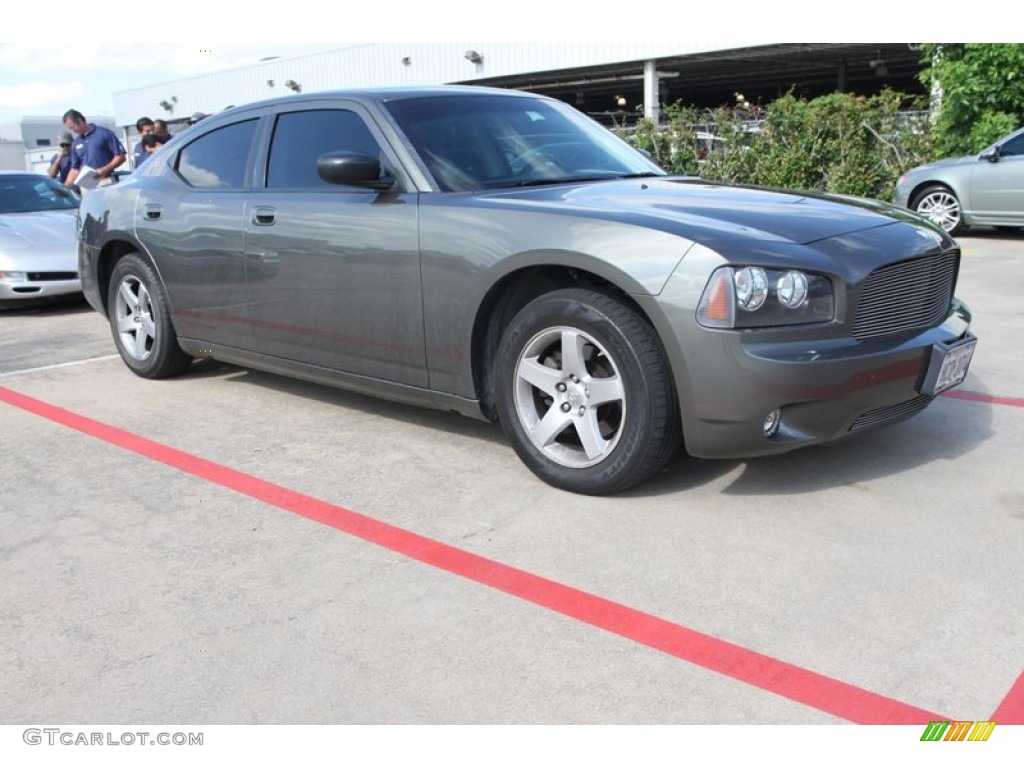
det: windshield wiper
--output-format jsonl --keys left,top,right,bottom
{"left": 511, "top": 172, "right": 661, "bottom": 188}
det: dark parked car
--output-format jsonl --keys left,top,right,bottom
{"left": 894, "top": 125, "right": 1024, "bottom": 235}
{"left": 78, "top": 87, "right": 976, "bottom": 494}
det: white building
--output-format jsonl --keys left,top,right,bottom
{"left": 112, "top": 43, "right": 925, "bottom": 138}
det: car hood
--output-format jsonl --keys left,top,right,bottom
{"left": 904, "top": 155, "right": 976, "bottom": 175}
{"left": 479, "top": 178, "right": 923, "bottom": 247}
{"left": 0, "top": 210, "right": 77, "bottom": 252}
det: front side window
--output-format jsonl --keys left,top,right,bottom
{"left": 998, "top": 131, "right": 1024, "bottom": 157}
{"left": 176, "top": 119, "right": 258, "bottom": 189}
{"left": 266, "top": 109, "right": 383, "bottom": 189}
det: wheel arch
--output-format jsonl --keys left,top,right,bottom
{"left": 94, "top": 237, "right": 158, "bottom": 316}
{"left": 909, "top": 180, "right": 975, "bottom": 233}
{"left": 908, "top": 179, "right": 973, "bottom": 217}
{"left": 471, "top": 263, "right": 670, "bottom": 423}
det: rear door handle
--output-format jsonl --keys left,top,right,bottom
{"left": 252, "top": 206, "right": 276, "bottom": 226}
{"left": 144, "top": 204, "right": 161, "bottom": 221}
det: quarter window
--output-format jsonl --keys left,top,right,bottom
{"left": 176, "top": 119, "right": 258, "bottom": 189}
{"left": 267, "top": 110, "right": 383, "bottom": 189}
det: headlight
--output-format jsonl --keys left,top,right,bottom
{"left": 697, "top": 266, "right": 833, "bottom": 329}
{"left": 734, "top": 267, "right": 768, "bottom": 311}
{"left": 776, "top": 271, "right": 808, "bottom": 308}
{"left": 0, "top": 271, "right": 27, "bottom": 282}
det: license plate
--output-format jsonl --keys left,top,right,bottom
{"left": 920, "top": 335, "right": 977, "bottom": 397}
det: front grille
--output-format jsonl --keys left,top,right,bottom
{"left": 848, "top": 394, "right": 933, "bottom": 432}
{"left": 852, "top": 251, "right": 958, "bottom": 340}
{"left": 26, "top": 272, "right": 78, "bottom": 281}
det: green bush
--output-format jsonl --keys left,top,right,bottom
{"left": 920, "top": 44, "right": 1024, "bottom": 155}
{"left": 621, "top": 91, "right": 936, "bottom": 202}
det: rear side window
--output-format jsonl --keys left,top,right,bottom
{"left": 176, "top": 119, "right": 258, "bottom": 189}
{"left": 266, "top": 109, "right": 382, "bottom": 189}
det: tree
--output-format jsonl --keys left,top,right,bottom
{"left": 919, "top": 44, "right": 1024, "bottom": 155}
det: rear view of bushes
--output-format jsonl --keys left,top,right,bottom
{"left": 624, "top": 90, "right": 935, "bottom": 202}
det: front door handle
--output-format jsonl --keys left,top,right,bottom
{"left": 252, "top": 206, "right": 276, "bottom": 226}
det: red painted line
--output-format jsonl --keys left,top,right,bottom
{"left": 941, "top": 389, "right": 1024, "bottom": 408}
{"left": 992, "top": 672, "right": 1024, "bottom": 724}
{"left": 1, "top": 383, "right": 953, "bottom": 724}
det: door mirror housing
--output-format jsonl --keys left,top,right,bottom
{"left": 981, "top": 146, "right": 1001, "bottom": 163}
{"left": 317, "top": 151, "right": 396, "bottom": 190}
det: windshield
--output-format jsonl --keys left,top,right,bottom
{"left": 384, "top": 94, "right": 665, "bottom": 191}
{"left": 0, "top": 176, "right": 80, "bottom": 214}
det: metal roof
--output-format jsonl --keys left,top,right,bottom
{"left": 113, "top": 43, "right": 926, "bottom": 129}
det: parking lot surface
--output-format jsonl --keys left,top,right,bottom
{"left": 1, "top": 233, "right": 1022, "bottom": 725}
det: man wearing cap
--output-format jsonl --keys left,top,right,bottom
{"left": 62, "top": 109, "right": 126, "bottom": 187}
{"left": 133, "top": 116, "right": 155, "bottom": 169}
{"left": 47, "top": 131, "right": 74, "bottom": 184}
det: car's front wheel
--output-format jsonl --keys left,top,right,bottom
{"left": 911, "top": 184, "right": 964, "bottom": 235}
{"left": 108, "top": 253, "right": 192, "bottom": 378}
{"left": 494, "top": 288, "right": 681, "bottom": 495}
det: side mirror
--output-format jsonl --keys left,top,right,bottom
{"left": 981, "top": 147, "right": 1001, "bottom": 163}
{"left": 317, "top": 151, "right": 396, "bottom": 190}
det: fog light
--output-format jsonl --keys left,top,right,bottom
{"left": 763, "top": 409, "right": 781, "bottom": 437}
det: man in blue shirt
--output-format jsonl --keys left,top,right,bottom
{"left": 47, "top": 131, "right": 74, "bottom": 183}
{"left": 133, "top": 116, "right": 155, "bottom": 169}
{"left": 62, "top": 109, "right": 126, "bottom": 187}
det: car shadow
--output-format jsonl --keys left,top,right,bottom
{"left": 625, "top": 386, "right": 995, "bottom": 499}
{"left": 958, "top": 227, "right": 1023, "bottom": 240}
{"left": 0, "top": 294, "right": 90, "bottom": 315}
{"left": 180, "top": 359, "right": 996, "bottom": 498}
{"left": 187, "top": 359, "right": 508, "bottom": 446}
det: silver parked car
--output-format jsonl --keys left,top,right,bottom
{"left": 895, "top": 126, "right": 1024, "bottom": 235}
{"left": 78, "top": 87, "right": 977, "bottom": 494}
{"left": 0, "top": 172, "right": 81, "bottom": 309}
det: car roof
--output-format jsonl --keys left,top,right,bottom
{"left": 199, "top": 85, "right": 547, "bottom": 121}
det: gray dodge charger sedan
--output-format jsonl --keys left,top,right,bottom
{"left": 78, "top": 87, "right": 977, "bottom": 494}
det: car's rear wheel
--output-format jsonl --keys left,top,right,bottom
{"left": 911, "top": 184, "right": 964, "bottom": 235}
{"left": 108, "top": 253, "right": 192, "bottom": 378}
{"left": 494, "top": 288, "right": 681, "bottom": 495}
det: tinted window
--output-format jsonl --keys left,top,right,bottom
{"left": 267, "top": 110, "right": 382, "bottom": 189}
{"left": 177, "top": 119, "right": 257, "bottom": 189}
{"left": 385, "top": 95, "right": 663, "bottom": 191}
{"left": 0, "top": 175, "right": 79, "bottom": 214}
{"left": 999, "top": 132, "right": 1024, "bottom": 157}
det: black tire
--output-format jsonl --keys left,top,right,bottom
{"left": 910, "top": 184, "right": 964, "bottom": 235}
{"left": 107, "top": 253, "right": 192, "bottom": 378}
{"left": 494, "top": 288, "right": 681, "bottom": 495}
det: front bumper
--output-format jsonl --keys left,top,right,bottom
{"left": 0, "top": 275, "right": 81, "bottom": 305}
{"left": 640, "top": 289, "right": 974, "bottom": 461}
